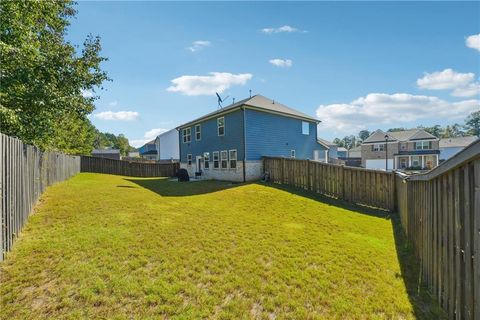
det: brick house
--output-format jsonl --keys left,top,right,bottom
{"left": 361, "top": 129, "right": 440, "bottom": 170}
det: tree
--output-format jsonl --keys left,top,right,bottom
{"left": 0, "top": 0, "right": 109, "bottom": 153}
{"left": 420, "top": 125, "right": 442, "bottom": 138}
{"left": 358, "top": 130, "right": 371, "bottom": 142}
{"left": 387, "top": 127, "right": 407, "bottom": 132}
{"left": 465, "top": 110, "right": 480, "bottom": 137}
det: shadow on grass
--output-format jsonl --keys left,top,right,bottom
{"left": 124, "top": 177, "right": 243, "bottom": 197}
{"left": 261, "top": 182, "right": 446, "bottom": 320}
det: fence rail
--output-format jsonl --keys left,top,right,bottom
{"left": 263, "top": 157, "right": 395, "bottom": 211}
{"left": 80, "top": 156, "right": 179, "bottom": 177}
{"left": 0, "top": 133, "right": 80, "bottom": 261}
{"left": 396, "top": 141, "right": 479, "bottom": 320}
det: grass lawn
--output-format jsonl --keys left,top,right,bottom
{"left": 0, "top": 173, "right": 444, "bottom": 319}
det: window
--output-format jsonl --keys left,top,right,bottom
{"left": 182, "top": 127, "right": 191, "bottom": 143}
{"left": 415, "top": 141, "right": 431, "bottom": 150}
{"left": 291, "top": 150, "right": 296, "bottom": 158}
{"left": 204, "top": 152, "right": 210, "bottom": 169}
{"left": 229, "top": 150, "right": 237, "bottom": 169}
{"left": 217, "top": 117, "right": 225, "bottom": 136}
{"left": 302, "top": 121, "right": 310, "bottom": 135}
{"left": 187, "top": 154, "right": 192, "bottom": 166}
{"left": 195, "top": 124, "right": 201, "bottom": 141}
{"left": 213, "top": 151, "right": 219, "bottom": 169}
{"left": 220, "top": 150, "right": 228, "bottom": 169}
{"left": 372, "top": 144, "right": 385, "bottom": 152}
{"left": 411, "top": 156, "right": 421, "bottom": 167}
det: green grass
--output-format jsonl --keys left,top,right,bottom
{"left": 0, "top": 173, "right": 444, "bottom": 319}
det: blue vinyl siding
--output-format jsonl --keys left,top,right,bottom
{"left": 179, "top": 109, "right": 245, "bottom": 162}
{"left": 244, "top": 109, "right": 325, "bottom": 160}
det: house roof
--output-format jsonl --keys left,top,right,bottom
{"left": 363, "top": 129, "right": 437, "bottom": 143}
{"left": 337, "top": 147, "right": 348, "bottom": 152}
{"left": 177, "top": 94, "right": 319, "bottom": 129}
{"left": 349, "top": 146, "right": 362, "bottom": 152}
{"left": 317, "top": 138, "right": 336, "bottom": 149}
{"left": 440, "top": 136, "right": 478, "bottom": 148}
{"left": 92, "top": 149, "right": 120, "bottom": 154}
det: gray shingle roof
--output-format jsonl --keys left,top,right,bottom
{"left": 317, "top": 137, "right": 336, "bottom": 148}
{"left": 178, "top": 94, "right": 319, "bottom": 128}
{"left": 363, "top": 129, "right": 437, "bottom": 143}
{"left": 440, "top": 136, "right": 478, "bottom": 148}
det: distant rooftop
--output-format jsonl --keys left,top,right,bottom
{"left": 178, "top": 94, "right": 319, "bottom": 128}
{"left": 440, "top": 136, "right": 478, "bottom": 148}
{"left": 363, "top": 129, "right": 437, "bottom": 143}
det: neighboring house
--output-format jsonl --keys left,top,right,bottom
{"left": 316, "top": 138, "right": 338, "bottom": 162}
{"left": 348, "top": 146, "right": 362, "bottom": 158}
{"left": 337, "top": 147, "right": 348, "bottom": 158}
{"left": 361, "top": 129, "right": 440, "bottom": 170}
{"left": 439, "top": 136, "right": 478, "bottom": 161}
{"left": 128, "top": 151, "right": 140, "bottom": 158}
{"left": 138, "top": 140, "right": 158, "bottom": 160}
{"left": 91, "top": 149, "right": 121, "bottom": 160}
{"left": 176, "top": 94, "right": 327, "bottom": 182}
{"left": 155, "top": 129, "right": 180, "bottom": 161}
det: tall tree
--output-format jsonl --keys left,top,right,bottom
{"left": 358, "top": 130, "right": 371, "bottom": 142}
{"left": 465, "top": 110, "right": 480, "bottom": 137}
{"left": 0, "top": 0, "right": 109, "bottom": 153}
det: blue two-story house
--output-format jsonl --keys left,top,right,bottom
{"left": 176, "top": 95, "right": 327, "bottom": 182}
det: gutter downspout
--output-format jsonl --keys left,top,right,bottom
{"left": 242, "top": 106, "right": 247, "bottom": 182}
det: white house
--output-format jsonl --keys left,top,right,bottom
{"left": 155, "top": 128, "right": 179, "bottom": 161}
{"left": 439, "top": 136, "right": 478, "bottom": 161}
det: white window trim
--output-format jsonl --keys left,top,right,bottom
{"left": 213, "top": 151, "right": 219, "bottom": 169}
{"left": 182, "top": 127, "right": 191, "bottom": 143}
{"left": 372, "top": 143, "right": 385, "bottom": 152}
{"left": 203, "top": 152, "right": 210, "bottom": 170}
{"left": 302, "top": 121, "right": 310, "bottom": 135}
{"left": 217, "top": 117, "right": 225, "bottom": 136}
{"left": 195, "top": 124, "right": 201, "bottom": 141}
{"left": 414, "top": 140, "right": 431, "bottom": 150}
{"left": 229, "top": 149, "right": 237, "bottom": 169}
{"left": 220, "top": 150, "right": 228, "bottom": 169}
{"left": 187, "top": 154, "right": 192, "bottom": 166}
{"left": 291, "top": 150, "right": 296, "bottom": 158}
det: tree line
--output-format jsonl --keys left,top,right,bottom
{"left": 0, "top": 0, "right": 134, "bottom": 155}
{"left": 333, "top": 111, "right": 480, "bottom": 150}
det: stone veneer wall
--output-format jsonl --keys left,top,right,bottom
{"left": 180, "top": 160, "right": 263, "bottom": 182}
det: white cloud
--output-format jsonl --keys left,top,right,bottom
{"left": 417, "top": 69, "right": 474, "bottom": 90}
{"left": 466, "top": 33, "right": 480, "bottom": 52}
{"left": 316, "top": 93, "right": 479, "bottom": 133}
{"left": 167, "top": 72, "right": 252, "bottom": 96}
{"left": 188, "top": 40, "right": 211, "bottom": 52}
{"left": 452, "top": 82, "right": 480, "bottom": 97}
{"left": 269, "top": 58, "right": 293, "bottom": 68}
{"left": 261, "top": 25, "right": 304, "bottom": 34}
{"left": 417, "top": 69, "right": 480, "bottom": 97}
{"left": 81, "top": 89, "right": 94, "bottom": 98}
{"left": 93, "top": 111, "right": 139, "bottom": 121}
{"left": 130, "top": 128, "right": 169, "bottom": 148}
{"left": 108, "top": 101, "right": 118, "bottom": 107}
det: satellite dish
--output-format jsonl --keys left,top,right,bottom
{"left": 216, "top": 92, "right": 229, "bottom": 109}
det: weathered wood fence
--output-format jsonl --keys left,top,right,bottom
{"left": 263, "top": 157, "right": 395, "bottom": 211}
{"left": 80, "top": 156, "right": 179, "bottom": 177}
{"left": 264, "top": 140, "right": 480, "bottom": 319}
{"left": 0, "top": 133, "right": 80, "bottom": 261}
{"left": 396, "top": 141, "right": 479, "bottom": 320}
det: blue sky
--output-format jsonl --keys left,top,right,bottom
{"left": 67, "top": 1, "right": 480, "bottom": 147}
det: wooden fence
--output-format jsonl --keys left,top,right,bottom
{"left": 0, "top": 133, "right": 80, "bottom": 261}
{"left": 80, "top": 156, "right": 179, "bottom": 177}
{"left": 263, "top": 157, "right": 396, "bottom": 211}
{"left": 396, "top": 141, "right": 479, "bottom": 320}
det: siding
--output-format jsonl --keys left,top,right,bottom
{"left": 179, "top": 109, "right": 245, "bottom": 162}
{"left": 158, "top": 129, "right": 179, "bottom": 160}
{"left": 245, "top": 109, "right": 324, "bottom": 160}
